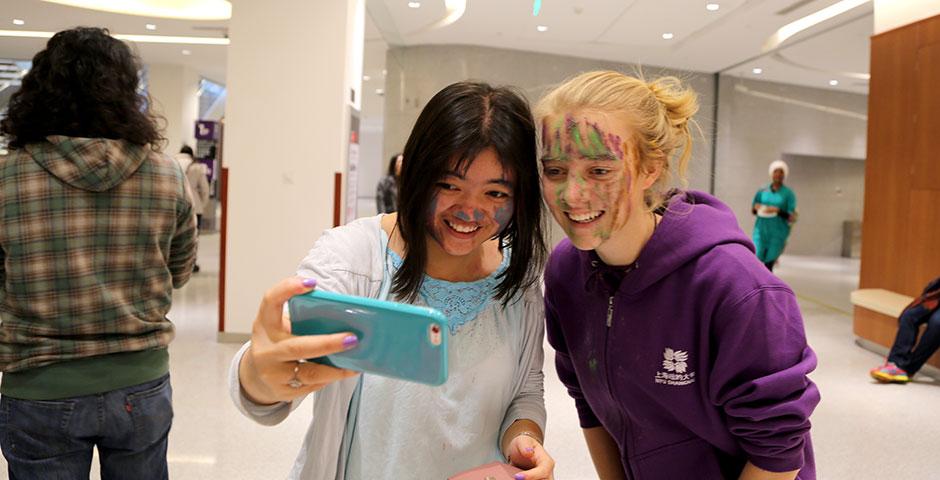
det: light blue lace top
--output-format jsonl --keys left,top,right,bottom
{"left": 386, "top": 249, "right": 510, "bottom": 334}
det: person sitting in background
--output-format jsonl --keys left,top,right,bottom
{"left": 0, "top": 27, "right": 197, "bottom": 479}
{"left": 751, "top": 160, "right": 797, "bottom": 272}
{"left": 375, "top": 152, "right": 402, "bottom": 214}
{"left": 176, "top": 145, "right": 210, "bottom": 272}
{"left": 870, "top": 276, "right": 940, "bottom": 383}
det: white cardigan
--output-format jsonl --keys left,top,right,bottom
{"left": 228, "top": 215, "right": 547, "bottom": 480}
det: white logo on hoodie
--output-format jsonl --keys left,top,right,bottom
{"left": 655, "top": 348, "right": 696, "bottom": 386}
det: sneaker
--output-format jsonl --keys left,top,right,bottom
{"left": 870, "top": 362, "right": 910, "bottom": 383}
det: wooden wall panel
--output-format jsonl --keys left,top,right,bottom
{"left": 857, "top": 14, "right": 940, "bottom": 359}
{"left": 860, "top": 27, "right": 918, "bottom": 293}
{"left": 911, "top": 44, "right": 940, "bottom": 191}
{"left": 906, "top": 190, "right": 940, "bottom": 294}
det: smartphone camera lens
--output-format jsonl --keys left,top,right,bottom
{"left": 429, "top": 324, "right": 442, "bottom": 346}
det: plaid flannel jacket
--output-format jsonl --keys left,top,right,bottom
{"left": 0, "top": 136, "right": 197, "bottom": 372}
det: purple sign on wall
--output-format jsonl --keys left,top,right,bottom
{"left": 195, "top": 121, "right": 218, "bottom": 140}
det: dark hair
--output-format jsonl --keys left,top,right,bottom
{"left": 393, "top": 81, "right": 546, "bottom": 305}
{"left": 386, "top": 153, "right": 401, "bottom": 177}
{"left": 0, "top": 27, "right": 164, "bottom": 149}
{"left": 180, "top": 145, "right": 194, "bottom": 156}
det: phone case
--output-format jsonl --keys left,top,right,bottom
{"left": 447, "top": 462, "right": 523, "bottom": 480}
{"left": 288, "top": 289, "right": 449, "bottom": 386}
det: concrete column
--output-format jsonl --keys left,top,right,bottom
{"left": 221, "top": 0, "right": 364, "bottom": 336}
{"left": 147, "top": 63, "right": 200, "bottom": 154}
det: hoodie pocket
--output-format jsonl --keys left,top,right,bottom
{"left": 631, "top": 437, "right": 729, "bottom": 480}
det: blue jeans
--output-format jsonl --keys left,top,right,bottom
{"left": 887, "top": 305, "right": 940, "bottom": 376}
{"left": 0, "top": 374, "right": 172, "bottom": 480}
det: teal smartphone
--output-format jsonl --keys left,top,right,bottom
{"left": 288, "top": 289, "right": 449, "bottom": 386}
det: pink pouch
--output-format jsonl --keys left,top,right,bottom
{"left": 447, "top": 461, "right": 523, "bottom": 480}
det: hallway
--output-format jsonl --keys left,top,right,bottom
{"left": 3, "top": 233, "right": 938, "bottom": 479}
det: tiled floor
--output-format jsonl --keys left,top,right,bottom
{"left": 2, "top": 235, "right": 939, "bottom": 479}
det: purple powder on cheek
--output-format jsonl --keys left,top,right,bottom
{"left": 426, "top": 195, "right": 442, "bottom": 242}
{"left": 454, "top": 210, "right": 472, "bottom": 222}
{"left": 473, "top": 209, "right": 485, "bottom": 222}
{"left": 494, "top": 202, "right": 513, "bottom": 233}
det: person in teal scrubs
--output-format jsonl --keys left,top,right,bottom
{"left": 752, "top": 160, "right": 797, "bottom": 271}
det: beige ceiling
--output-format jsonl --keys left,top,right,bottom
{"left": 0, "top": 0, "right": 873, "bottom": 95}
{"left": 368, "top": 0, "right": 873, "bottom": 94}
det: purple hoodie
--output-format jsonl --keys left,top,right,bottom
{"left": 544, "top": 191, "right": 819, "bottom": 480}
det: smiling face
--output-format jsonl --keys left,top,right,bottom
{"left": 540, "top": 112, "right": 649, "bottom": 251}
{"left": 426, "top": 147, "right": 515, "bottom": 257}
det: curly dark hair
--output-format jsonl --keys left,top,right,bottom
{"left": 0, "top": 27, "right": 164, "bottom": 149}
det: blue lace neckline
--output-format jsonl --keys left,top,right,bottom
{"left": 386, "top": 249, "right": 509, "bottom": 334}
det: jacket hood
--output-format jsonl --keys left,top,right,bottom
{"left": 25, "top": 136, "right": 149, "bottom": 192}
{"left": 582, "top": 190, "right": 754, "bottom": 296}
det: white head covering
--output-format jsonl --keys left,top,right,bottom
{"left": 769, "top": 160, "right": 789, "bottom": 178}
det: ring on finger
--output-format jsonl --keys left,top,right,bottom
{"left": 287, "top": 360, "right": 303, "bottom": 389}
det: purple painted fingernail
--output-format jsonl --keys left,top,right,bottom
{"left": 343, "top": 335, "right": 359, "bottom": 350}
{"left": 302, "top": 278, "right": 317, "bottom": 288}
{"left": 514, "top": 474, "right": 525, "bottom": 480}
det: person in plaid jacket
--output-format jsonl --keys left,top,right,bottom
{"left": 0, "top": 27, "right": 196, "bottom": 479}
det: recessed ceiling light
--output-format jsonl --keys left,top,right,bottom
{"left": 752, "top": 67, "right": 763, "bottom": 74}
{"left": 662, "top": 33, "right": 674, "bottom": 40}
{"left": 407, "top": 1, "right": 421, "bottom": 8}
{"left": 829, "top": 79, "right": 839, "bottom": 86}
{"left": 375, "top": 88, "right": 385, "bottom": 95}
{"left": 363, "top": 75, "right": 371, "bottom": 81}
{"left": 40, "top": 0, "right": 231, "bottom": 20}
{"left": 181, "top": 49, "right": 192, "bottom": 55}
{"left": 706, "top": 3, "right": 720, "bottom": 11}
{"left": 12, "top": 19, "right": 25, "bottom": 26}
{"left": 145, "top": 23, "right": 156, "bottom": 30}
{"left": 536, "top": 25, "right": 548, "bottom": 32}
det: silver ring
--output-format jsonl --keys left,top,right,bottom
{"left": 287, "top": 361, "right": 303, "bottom": 389}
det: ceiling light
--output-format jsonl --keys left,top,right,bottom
{"left": 382, "top": 69, "right": 387, "bottom": 76}
{"left": 752, "top": 67, "right": 763, "bottom": 74}
{"left": 12, "top": 19, "right": 25, "bottom": 26}
{"left": 39, "top": 0, "right": 232, "bottom": 21}
{"left": 763, "top": 0, "right": 870, "bottom": 52}
{"left": 536, "top": 25, "right": 548, "bottom": 32}
{"left": 145, "top": 23, "right": 156, "bottom": 30}
{"left": 114, "top": 33, "right": 228, "bottom": 45}
{"left": 662, "top": 33, "right": 674, "bottom": 40}
{"left": 829, "top": 79, "right": 839, "bottom": 86}
{"left": 706, "top": 3, "right": 720, "bottom": 11}
{"left": 375, "top": 88, "right": 385, "bottom": 95}
{"left": 0, "top": 30, "right": 229, "bottom": 45}
{"left": 181, "top": 49, "right": 192, "bottom": 55}
{"left": 363, "top": 75, "right": 371, "bottom": 81}
{"left": 407, "top": 1, "right": 421, "bottom": 8}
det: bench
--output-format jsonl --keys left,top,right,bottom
{"left": 851, "top": 288, "right": 940, "bottom": 373}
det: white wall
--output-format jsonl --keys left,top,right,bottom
{"left": 874, "top": 0, "right": 940, "bottom": 34}
{"left": 221, "top": 0, "right": 363, "bottom": 335}
{"left": 147, "top": 63, "right": 200, "bottom": 155}
{"left": 715, "top": 76, "right": 868, "bottom": 256}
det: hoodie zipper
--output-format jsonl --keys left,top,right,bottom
{"left": 602, "top": 293, "right": 636, "bottom": 479}
{"left": 606, "top": 296, "right": 615, "bottom": 327}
